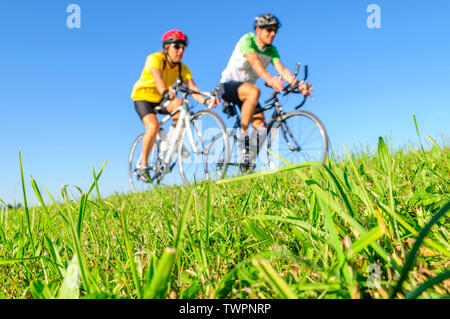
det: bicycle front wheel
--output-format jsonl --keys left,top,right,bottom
{"left": 178, "top": 109, "right": 229, "bottom": 185}
{"left": 267, "top": 110, "right": 328, "bottom": 169}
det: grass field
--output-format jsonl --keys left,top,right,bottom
{"left": 0, "top": 135, "right": 449, "bottom": 299}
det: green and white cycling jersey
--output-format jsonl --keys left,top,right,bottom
{"left": 220, "top": 32, "right": 280, "bottom": 84}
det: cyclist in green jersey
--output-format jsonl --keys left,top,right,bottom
{"left": 220, "top": 14, "right": 313, "bottom": 151}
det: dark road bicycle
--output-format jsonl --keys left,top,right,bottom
{"left": 223, "top": 63, "right": 328, "bottom": 177}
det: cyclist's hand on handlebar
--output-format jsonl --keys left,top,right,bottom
{"left": 267, "top": 76, "right": 284, "bottom": 92}
{"left": 162, "top": 87, "right": 177, "bottom": 101}
{"left": 298, "top": 80, "right": 313, "bottom": 96}
{"left": 168, "top": 87, "right": 177, "bottom": 100}
{"left": 205, "top": 97, "right": 219, "bottom": 109}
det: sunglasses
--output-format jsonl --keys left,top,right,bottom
{"left": 264, "top": 27, "right": 278, "bottom": 34}
{"left": 171, "top": 43, "right": 186, "bottom": 50}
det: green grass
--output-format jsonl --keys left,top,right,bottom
{"left": 0, "top": 138, "right": 449, "bottom": 299}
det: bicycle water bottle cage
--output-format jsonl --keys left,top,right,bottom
{"left": 222, "top": 101, "right": 237, "bottom": 117}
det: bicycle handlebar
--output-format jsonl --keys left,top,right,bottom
{"left": 167, "top": 79, "right": 219, "bottom": 109}
{"left": 263, "top": 64, "right": 310, "bottom": 107}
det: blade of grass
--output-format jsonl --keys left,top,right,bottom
{"left": 0, "top": 257, "right": 41, "bottom": 265}
{"left": 76, "top": 193, "right": 88, "bottom": 240}
{"left": 413, "top": 113, "right": 425, "bottom": 153}
{"left": 30, "top": 176, "right": 56, "bottom": 233}
{"left": 390, "top": 201, "right": 450, "bottom": 298}
{"left": 45, "top": 187, "right": 70, "bottom": 225}
{"left": 44, "top": 235, "right": 63, "bottom": 280}
{"left": 50, "top": 185, "right": 93, "bottom": 295}
{"left": 250, "top": 215, "right": 331, "bottom": 245}
{"left": 87, "top": 160, "right": 108, "bottom": 199}
{"left": 321, "top": 163, "right": 358, "bottom": 218}
{"left": 216, "top": 161, "right": 317, "bottom": 185}
{"left": 343, "top": 146, "right": 377, "bottom": 218}
{"left": 66, "top": 208, "right": 92, "bottom": 295}
{"left": 406, "top": 270, "right": 450, "bottom": 299}
{"left": 377, "top": 137, "right": 402, "bottom": 245}
{"left": 205, "top": 179, "right": 212, "bottom": 245}
{"left": 144, "top": 248, "right": 177, "bottom": 299}
{"left": 19, "top": 151, "right": 35, "bottom": 255}
{"left": 346, "top": 225, "right": 384, "bottom": 259}
{"left": 174, "top": 191, "right": 193, "bottom": 252}
{"left": 119, "top": 209, "right": 142, "bottom": 298}
{"left": 426, "top": 135, "right": 442, "bottom": 151}
{"left": 376, "top": 200, "right": 450, "bottom": 257}
{"left": 252, "top": 258, "right": 297, "bottom": 299}
{"left": 309, "top": 182, "right": 400, "bottom": 271}
{"left": 30, "top": 279, "right": 54, "bottom": 299}
{"left": 317, "top": 196, "right": 354, "bottom": 290}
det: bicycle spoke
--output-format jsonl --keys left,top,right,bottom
{"left": 268, "top": 110, "right": 328, "bottom": 169}
{"left": 178, "top": 110, "right": 229, "bottom": 184}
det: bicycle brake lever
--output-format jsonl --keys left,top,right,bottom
{"left": 295, "top": 95, "right": 307, "bottom": 110}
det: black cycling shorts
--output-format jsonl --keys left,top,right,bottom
{"left": 134, "top": 100, "right": 170, "bottom": 120}
{"left": 219, "top": 81, "right": 264, "bottom": 114}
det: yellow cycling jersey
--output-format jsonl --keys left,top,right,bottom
{"left": 131, "top": 52, "right": 193, "bottom": 102}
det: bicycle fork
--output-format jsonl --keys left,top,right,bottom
{"left": 280, "top": 121, "right": 301, "bottom": 152}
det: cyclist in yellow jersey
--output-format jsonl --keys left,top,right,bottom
{"left": 131, "top": 30, "right": 217, "bottom": 180}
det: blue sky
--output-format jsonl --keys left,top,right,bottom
{"left": 1, "top": 1, "right": 449, "bottom": 205}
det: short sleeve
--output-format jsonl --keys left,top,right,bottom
{"left": 239, "top": 33, "right": 258, "bottom": 56}
{"left": 145, "top": 53, "right": 164, "bottom": 71}
{"left": 268, "top": 46, "right": 280, "bottom": 64}
{"left": 181, "top": 64, "right": 193, "bottom": 80}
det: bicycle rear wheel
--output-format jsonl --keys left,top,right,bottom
{"left": 178, "top": 109, "right": 229, "bottom": 185}
{"left": 267, "top": 110, "right": 328, "bottom": 169}
{"left": 128, "top": 133, "right": 163, "bottom": 192}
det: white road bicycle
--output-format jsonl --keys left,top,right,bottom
{"left": 128, "top": 80, "right": 230, "bottom": 192}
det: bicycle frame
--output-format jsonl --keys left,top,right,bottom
{"left": 156, "top": 98, "right": 192, "bottom": 177}
{"left": 228, "top": 64, "right": 310, "bottom": 163}
{"left": 129, "top": 80, "right": 224, "bottom": 191}
{"left": 156, "top": 85, "right": 217, "bottom": 179}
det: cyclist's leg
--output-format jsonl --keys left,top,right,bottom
{"left": 237, "top": 83, "right": 260, "bottom": 133}
{"left": 163, "top": 97, "right": 185, "bottom": 154}
{"left": 250, "top": 107, "right": 268, "bottom": 155}
{"left": 135, "top": 101, "right": 160, "bottom": 167}
{"left": 251, "top": 106, "right": 266, "bottom": 129}
{"left": 141, "top": 114, "right": 159, "bottom": 167}
{"left": 164, "top": 97, "right": 183, "bottom": 125}
{"left": 220, "top": 81, "right": 260, "bottom": 133}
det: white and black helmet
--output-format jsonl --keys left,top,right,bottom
{"left": 254, "top": 13, "right": 281, "bottom": 29}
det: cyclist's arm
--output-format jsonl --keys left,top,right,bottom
{"left": 150, "top": 67, "right": 173, "bottom": 98}
{"left": 245, "top": 52, "right": 284, "bottom": 91}
{"left": 274, "top": 60, "right": 313, "bottom": 95}
{"left": 273, "top": 60, "right": 296, "bottom": 84}
{"left": 185, "top": 78, "right": 209, "bottom": 105}
{"left": 245, "top": 52, "right": 273, "bottom": 83}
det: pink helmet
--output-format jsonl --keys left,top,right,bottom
{"left": 161, "top": 30, "right": 188, "bottom": 46}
